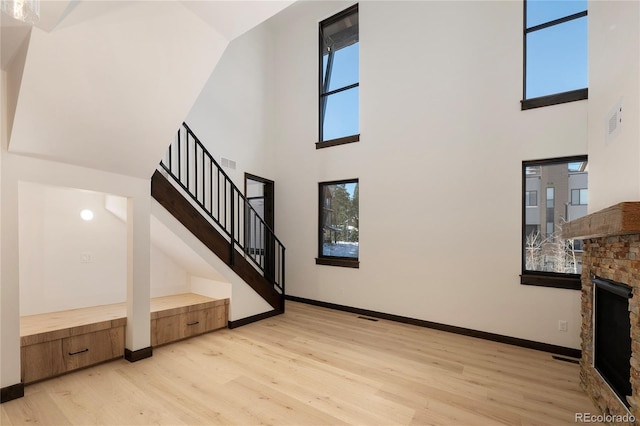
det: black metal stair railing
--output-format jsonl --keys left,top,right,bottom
{"left": 159, "top": 123, "right": 285, "bottom": 298}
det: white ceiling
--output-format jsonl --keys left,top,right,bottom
{"left": 2, "top": 0, "right": 294, "bottom": 178}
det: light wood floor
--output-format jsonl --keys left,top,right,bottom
{"left": 2, "top": 301, "right": 602, "bottom": 425}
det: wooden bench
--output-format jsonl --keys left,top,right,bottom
{"left": 20, "top": 293, "right": 229, "bottom": 384}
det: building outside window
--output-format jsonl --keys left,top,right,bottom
{"left": 571, "top": 188, "right": 588, "bottom": 205}
{"left": 525, "top": 190, "right": 537, "bottom": 207}
{"left": 522, "top": 156, "right": 587, "bottom": 289}
{"left": 317, "top": 179, "right": 359, "bottom": 267}
{"left": 318, "top": 4, "right": 359, "bottom": 147}
{"left": 523, "top": 0, "right": 587, "bottom": 109}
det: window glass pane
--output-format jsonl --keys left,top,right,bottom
{"left": 320, "top": 181, "right": 359, "bottom": 259}
{"left": 580, "top": 189, "right": 588, "bottom": 205}
{"left": 524, "top": 160, "right": 588, "bottom": 274}
{"left": 526, "top": 191, "right": 537, "bottom": 206}
{"left": 322, "top": 87, "right": 359, "bottom": 141}
{"left": 322, "top": 42, "right": 359, "bottom": 92}
{"left": 526, "top": 16, "right": 588, "bottom": 98}
{"left": 527, "top": 0, "right": 587, "bottom": 28}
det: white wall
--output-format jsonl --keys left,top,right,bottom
{"left": 18, "top": 183, "right": 127, "bottom": 315}
{"left": 186, "top": 22, "right": 276, "bottom": 187}
{"left": 587, "top": 1, "right": 640, "bottom": 212}
{"left": 18, "top": 183, "right": 193, "bottom": 315}
{"left": 267, "top": 1, "right": 587, "bottom": 348}
{"left": 151, "top": 200, "right": 273, "bottom": 320}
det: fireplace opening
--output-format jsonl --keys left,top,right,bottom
{"left": 594, "top": 276, "right": 633, "bottom": 407}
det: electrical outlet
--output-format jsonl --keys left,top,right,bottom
{"left": 80, "top": 253, "right": 92, "bottom": 263}
{"left": 558, "top": 320, "right": 568, "bottom": 332}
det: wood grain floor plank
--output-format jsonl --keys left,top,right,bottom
{"left": 1, "top": 301, "right": 602, "bottom": 425}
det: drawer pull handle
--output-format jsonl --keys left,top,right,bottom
{"left": 68, "top": 348, "right": 89, "bottom": 356}
{"left": 187, "top": 321, "right": 200, "bottom": 326}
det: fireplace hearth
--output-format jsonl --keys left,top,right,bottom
{"left": 564, "top": 202, "right": 640, "bottom": 424}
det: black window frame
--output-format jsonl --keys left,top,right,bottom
{"left": 521, "top": 1, "right": 588, "bottom": 110}
{"left": 316, "top": 178, "right": 360, "bottom": 268}
{"left": 317, "top": 4, "right": 360, "bottom": 149}
{"left": 571, "top": 188, "right": 588, "bottom": 206}
{"left": 521, "top": 155, "right": 587, "bottom": 290}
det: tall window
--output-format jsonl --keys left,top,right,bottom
{"left": 318, "top": 4, "right": 359, "bottom": 148}
{"left": 317, "top": 179, "right": 359, "bottom": 268}
{"left": 523, "top": 0, "right": 588, "bottom": 110}
{"left": 522, "top": 156, "right": 587, "bottom": 289}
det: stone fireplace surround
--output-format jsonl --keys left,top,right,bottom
{"left": 564, "top": 202, "right": 640, "bottom": 424}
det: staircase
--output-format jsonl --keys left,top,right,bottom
{"left": 151, "top": 123, "right": 285, "bottom": 313}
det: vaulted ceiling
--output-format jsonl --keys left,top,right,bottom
{"left": 1, "top": 1, "right": 293, "bottom": 178}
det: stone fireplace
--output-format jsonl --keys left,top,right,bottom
{"left": 564, "top": 202, "right": 640, "bottom": 424}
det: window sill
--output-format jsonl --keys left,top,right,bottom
{"left": 316, "top": 257, "right": 360, "bottom": 268}
{"left": 316, "top": 134, "right": 360, "bottom": 149}
{"left": 521, "top": 88, "right": 588, "bottom": 110}
{"left": 520, "top": 272, "right": 581, "bottom": 290}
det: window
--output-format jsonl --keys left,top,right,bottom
{"left": 545, "top": 187, "right": 554, "bottom": 236}
{"left": 318, "top": 5, "right": 359, "bottom": 148}
{"left": 571, "top": 188, "right": 588, "bottom": 205}
{"left": 522, "top": 156, "right": 588, "bottom": 289}
{"left": 317, "top": 179, "right": 359, "bottom": 268}
{"left": 522, "top": 0, "right": 588, "bottom": 110}
{"left": 525, "top": 190, "right": 537, "bottom": 206}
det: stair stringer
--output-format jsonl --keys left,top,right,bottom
{"left": 151, "top": 198, "right": 274, "bottom": 322}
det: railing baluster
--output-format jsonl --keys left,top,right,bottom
{"left": 230, "top": 188, "right": 235, "bottom": 265}
{"left": 177, "top": 129, "right": 181, "bottom": 182}
{"left": 195, "top": 143, "right": 198, "bottom": 203}
{"left": 159, "top": 123, "right": 285, "bottom": 303}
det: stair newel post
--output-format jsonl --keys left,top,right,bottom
{"left": 230, "top": 183, "right": 235, "bottom": 266}
{"left": 281, "top": 246, "right": 286, "bottom": 312}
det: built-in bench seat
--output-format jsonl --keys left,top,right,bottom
{"left": 20, "top": 293, "right": 229, "bottom": 384}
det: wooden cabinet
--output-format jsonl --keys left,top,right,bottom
{"left": 21, "top": 340, "right": 64, "bottom": 384}
{"left": 20, "top": 315, "right": 126, "bottom": 384}
{"left": 19, "top": 294, "right": 229, "bottom": 384}
{"left": 62, "top": 327, "right": 125, "bottom": 371}
{"left": 150, "top": 295, "right": 229, "bottom": 347}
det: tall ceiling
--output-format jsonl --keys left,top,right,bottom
{"left": 1, "top": 1, "right": 293, "bottom": 179}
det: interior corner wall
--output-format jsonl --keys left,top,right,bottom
{"left": 18, "top": 183, "right": 127, "bottom": 316}
{"left": 150, "top": 245, "right": 190, "bottom": 298}
{"left": 186, "top": 22, "right": 276, "bottom": 188}
{"left": 267, "top": 0, "right": 587, "bottom": 349}
{"left": 587, "top": 0, "right": 640, "bottom": 212}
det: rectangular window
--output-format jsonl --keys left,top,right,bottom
{"left": 525, "top": 190, "right": 537, "bottom": 206}
{"left": 318, "top": 4, "right": 359, "bottom": 148}
{"left": 522, "top": 0, "right": 588, "bottom": 110}
{"left": 316, "top": 179, "right": 359, "bottom": 268}
{"left": 522, "top": 156, "right": 588, "bottom": 289}
{"left": 571, "top": 188, "right": 588, "bottom": 205}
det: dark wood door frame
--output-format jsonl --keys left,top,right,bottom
{"left": 245, "top": 173, "right": 276, "bottom": 283}
{"left": 244, "top": 173, "right": 274, "bottom": 231}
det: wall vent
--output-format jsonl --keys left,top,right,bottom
{"left": 221, "top": 157, "right": 237, "bottom": 170}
